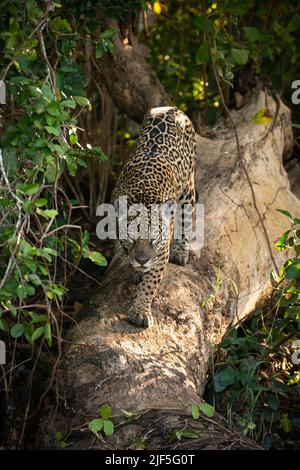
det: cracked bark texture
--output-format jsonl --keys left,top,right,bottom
{"left": 96, "top": 17, "right": 170, "bottom": 122}
{"left": 40, "top": 88, "right": 300, "bottom": 450}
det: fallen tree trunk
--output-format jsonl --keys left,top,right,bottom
{"left": 40, "top": 88, "right": 300, "bottom": 450}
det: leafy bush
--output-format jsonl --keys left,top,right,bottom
{"left": 0, "top": 2, "right": 109, "bottom": 361}
{"left": 206, "top": 211, "right": 300, "bottom": 449}
{"left": 146, "top": 0, "right": 300, "bottom": 124}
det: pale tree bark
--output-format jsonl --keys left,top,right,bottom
{"left": 40, "top": 84, "right": 299, "bottom": 449}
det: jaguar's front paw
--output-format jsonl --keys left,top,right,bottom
{"left": 127, "top": 308, "right": 153, "bottom": 328}
{"left": 169, "top": 249, "right": 189, "bottom": 266}
{"left": 130, "top": 271, "right": 144, "bottom": 285}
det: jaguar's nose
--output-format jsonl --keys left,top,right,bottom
{"left": 135, "top": 252, "right": 151, "bottom": 265}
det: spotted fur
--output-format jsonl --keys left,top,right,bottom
{"left": 112, "top": 107, "right": 196, "bottom": 327}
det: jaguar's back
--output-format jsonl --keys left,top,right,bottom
{"left": 113, "top": 107, "right": 195, "bottom": 205}
{"left": 112, "top": 106, "right": 196, "bottom": 328}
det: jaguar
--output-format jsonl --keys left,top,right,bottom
{"left": 112, "top": 106, "right": 196, "bottom": 327}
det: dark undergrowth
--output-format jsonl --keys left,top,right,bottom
{"left": 204, "top": 211, "right": 300, "bottom": 450}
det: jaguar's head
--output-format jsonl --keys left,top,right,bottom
{"left": 114, "top": 198, "right": 175, "bottom": 272}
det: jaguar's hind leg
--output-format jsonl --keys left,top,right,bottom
{"left": 169, "top": 171, "right": 195, "bottom": 266}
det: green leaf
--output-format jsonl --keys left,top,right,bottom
{"left": 285, "top": 260, "right": 300, "bottom": 280}
{"left": 196, "top": 43, "right": 210, "bottom": 65}
{"left": 274, "top": 230, "right": 290, "bottom": 251}
{"left": 16, "top": 285, "right": 26, "bottom": 300}
{"left": 36, "top": 208, "right": 58, "bottom": 219}
{"left": 29, "top": 313, "right": 47, "bottom": 324}
{"left": 87, "top": 251, "right": 107, "bottom": 267}
{"left": 215, "top": 49, "right": 225, "bottom": 60}
{"left": 47, "top": 291, "right": 54, "bottom": 300}
{"left": 96, "top": 43, "right": 105, "bottom": 59}
{"left": 46, "top": 284, "right": 65, "bottom": 301}
{"left": 100, "top": 403, "right": 112, "bottom": 420}
{"left": 0, "top": 198, "right": 10, "bottom": 207}
{"left": 47, "top": 101, "right": 60, "bottom": 117}
{"left": 45, "top": 126, "right": 60, "bottom": 137}
{"left": 247, "top": 421, "right": 256, "bottom": 430}
{"left": 31, "top": 326, "right": 45, "bottom": 342}
{"left": 10, "top": 323, "right": 25, "bottom": 338}
{"left": 78, "top": 159, "right": 87, "bottom": 168}
{"left": 88, "top": 146, "right": 108, "bottom": 161}
{"left": 100, "top": 28, "right": 118, "bottom": 40}
{"left": 180, "top": 429, "right": 199, "bottom": 439}
{"left": 191, "top": 403, "right": 200, "bottom": 419}
{"left": 231, "top": 48, "right": 249, "bottom": 65}
{"left": 60, "top": 99, "right": 76, "bottom": 109}
{"left": 18, "top": 182, "right": 39, "bottom": 196}
{"left": 35, "top": 198, "right": 48, "bottom": 207}
{"left": 88, "top": 418, "right": 103, "bottom": 433}
{"left": 0, "top": 318, "right": 9, "bottom": 332}
{"left": 26, "top": 0, "right": 44, "bottom": 19}
{"left": 44, "top": 322, "right": 52, "bottom": 347}
{"left": 175, "top": 430, "right": 183, "bottom": 440}
{"left": 50, "top": 16, "right": 72, "bottom": 33}
{"left": 69, "top": 132, "right": 78, "bottom": 145}
{"left": 213, "top": 366, "right": 239, "bottom": 392}
{"left": 20, "top": 239, "right": 35, "bottom": 256}
{"left": 292, "top": 123, "right": 300, "bottom": 129}
{"left": 103, "top": 420, "right": 114, "bottom": 437}
{"left": 23, "top": 201, "right": 34, "bottom": 213}
{"left": 25, "top": 284, "right": 35, "bottom": 296}
{"left": 198, "top": 402, "right": 215, "bottom": 417}
{"left": 251, "top": 109, "right": 273, "bottom": 125}
{"left": 105, "top": 40, "right": 115, "bottom": 54}
{"left": 281, "top": 414, "right": 292, "bottom": 433}
{"left": 55, "top": 431, "right": 63, "bottom": 442}
{"left": 38, "top": 264, "right": 48, "bottom": 276}
{"left": 243, "top": 26, "right": 261, "bottom": 42}
{"left": 73, "top": 96, "right": 92, "bottom": 111}
{"left": 276, "top": 208, "right": 293, "bottom": 220}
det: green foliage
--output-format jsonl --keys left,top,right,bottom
{"left": 88, "top": 404, "right": 115, "bottom": 437}
{"left": 206, "top": 212, "right": 300, "bottom": 449}
{"left": 191, "top": 401, "right": 215, "bottom": 419}
{"left": 146, "top": 0, "right": 300, "bottom": 123}
{"left": 0, "top": 2, "right": 112, "bottom": 360}
{"left": 171, "top": 428, "right": 200, "bottom": 442}
{"left": 95, "top": 29, "right": 119, "bottom": 59}
{"left": 55, "top": 431, "right": 69, "bottom": 449}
